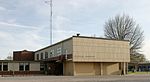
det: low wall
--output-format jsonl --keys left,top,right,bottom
{"left": 0, "top": 71, "right": 42, "bottom": 75}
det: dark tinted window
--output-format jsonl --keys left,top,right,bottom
{"left": 25, "top": 63, "right": 29, "bottom": 71}
{"left": 41, "top": 53, "right": 43, "bottom": 59}
{"left": 0, "top": 66, "right": 1, "bottom": 71}
{"left": 45, "top": 52, "right": 48, "bottom": 59}
{"left": 19, "top": 63, "right": 24, "bottom": 71}
{"left": 37, "top": 54, "right": 39, "bottom": 60}
{"left": 3, "top": 62, "right": 8, "bottom": 71}
{"left": 40, "top": 63, "right": 44, "bottom": 71}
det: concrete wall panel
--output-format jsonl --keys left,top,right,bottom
{"left": 30, "top": 62, "right": 40, "bottom": 71}
{"left": 63, "top": 61, "right": 74, "bottom": 75}
{"left": 73, "top": 37, "right": 130, "bottom": 62}
{"left": 8, "top": 62, "right": 19, "bottom": 71}
{"left": 74, "top": 62, "right": 95, "bottom": 75}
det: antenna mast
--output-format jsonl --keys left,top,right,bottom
{"left": 45, "top": 0, "right": 53, "bottom": 45}
{"left": 50, "top": 0, "right": 53, "bottom": 45}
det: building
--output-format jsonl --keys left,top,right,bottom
{"left": 0, "top": 35, "right": 130, "bottom": 76}
{"left": 0, "top": 50, "right": 41, "bottom": 75}
{"left": 35, "top": 36, "right": 130, "bottom": 76}
{"left": 128, "top": 62, "right": 150, "bottom": 72}
{"left": 13, "top": 50, "right": 34, "bottom": 61}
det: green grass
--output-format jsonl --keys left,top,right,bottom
{"left": 128, "top": 72, "right": 150, "bottom": 74}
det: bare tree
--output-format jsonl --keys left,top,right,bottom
{"left": 5, "top": 53, "right": 13, "bottom": 60}
{"left": 130, "top": 53, "right": 146, "bottom": 63}
{"left": 5, "top": 56, "right": 13, "bottom": 60}
{"left": 104, "top": 14, "right": 144, "bottom": 61}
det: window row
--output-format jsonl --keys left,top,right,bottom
{"left": 0, "top": 62, "right": 30, "bottom": 71}
{"left": 36, "top": 48, "right": 62, "bottom": 60}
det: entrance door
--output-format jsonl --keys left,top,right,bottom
{"left": 47, "top": 62, "right": 63, "bottom": 75}
{"left": 55, "top": 62, "right": 63, "bottom": 75}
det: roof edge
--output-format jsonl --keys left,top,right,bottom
{"left": 72, "top": 36, "right": 129, "bottom": 42}
{"left": 35, "top": 36, "right": 73, "bottom": 52}
{"left": 35, "top": 35, "right": 129, "bottom": 53}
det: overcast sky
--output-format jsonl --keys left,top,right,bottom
{"left": 0, "top": 0, "right": 150, "bottom": 60}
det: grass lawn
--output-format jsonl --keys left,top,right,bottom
{"left": 128, "top": 72, "right": 150, "bottom": 74}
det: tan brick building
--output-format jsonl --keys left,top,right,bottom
{"left": 35, "top": 36, "right": 130, "bottom": 76}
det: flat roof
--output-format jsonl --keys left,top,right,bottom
{"left": 35, "top": 37, "right": 73, "bottom": 52}
{"left": 73, "top": 36, "right": 129, "bottom": 41}
{"left": 35, "top": 35, "right": 129, "bottom": 52}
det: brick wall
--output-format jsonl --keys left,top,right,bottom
{"left": 13, "top": 50, "right": 34, "bottom": 61}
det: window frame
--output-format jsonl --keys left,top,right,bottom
{"left": 19, "top": 63, "right": 24, "bottom": 71}
{"left": 57, "top": 48, "right": 62, "bottom": 55}
{"left": 0, "top": 65, "right": 1, "bottom": 71}
{"left": 40, "top": 53, "right": 43, "bottom": 60}
{"left": 45, "top": 52, "right": 48, "bottom": 59}
{"left": 3, "top": 62, "right": 8, "bottom": 71}
{"left": 25, "top": 63, "right": 30, "bottom": 71}
{"left": 40, "top": 63, "right": 44, "bottom": 71}
{"left": 50, "top": 50, "right": 54, "bottom": 57}
{"left": 19, "top": 62, "right": 30, "bottom": 71}
{"left": 37, "top": 54, "right": 39, "bottom": 60}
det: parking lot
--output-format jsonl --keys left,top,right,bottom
{"left": 0, "top": 75, "right": 150, "bottom": 82}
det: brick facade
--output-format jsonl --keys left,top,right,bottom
{"left": 13, "top": 50, "right": 34, "bottom": 61}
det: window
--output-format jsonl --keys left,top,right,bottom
{"left": 50, "top": 50, "right": 54, "bottom": 57}
{"left": 40, "top": 63, "right": 44, "bottom": 71}
{"left": 0, "top": 63, "right": 1, "bottom": 71}
{"left": 3, "top": 62, "right": 8, "bottom": 71}
{"left": 50, "top": 51, "right": 52, "bottom": 57}
{"left": 57, "top": 48, "right": 62, "bottom": 55}
{"left": 19, "top": 62, "right": 30, "bottom": 71}
{"left": 19, "top": 63, "right": 24, "bottom": 71}
{"left": 40, "top": 53, "right": 43, "bottom": 59}
{"left": 25, "top": 63, "right": 29, "bottom": 71}
{"left": 45, "top": 52, "right": 48, "bottom": 59}
{"left": 37, "top": 54, "right": 39, "bottom": 60}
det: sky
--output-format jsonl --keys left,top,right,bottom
{"left": 0, "top": 0, "right": 150, "bottom": 60}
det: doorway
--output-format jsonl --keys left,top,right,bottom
{"left": 47, "top": 61, "right": 63, "bottom": 75}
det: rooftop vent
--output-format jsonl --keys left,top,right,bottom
{"left": 76, "top": 33, "right": 80, "bottom": 36}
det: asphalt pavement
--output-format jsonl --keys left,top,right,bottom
{"left": 0, "top": 74, "right": 150, "bottom": 82}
